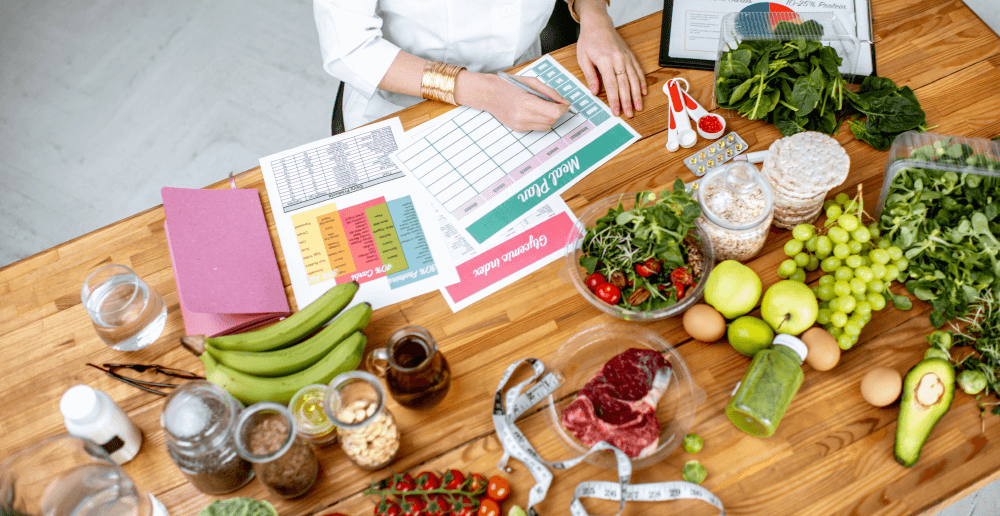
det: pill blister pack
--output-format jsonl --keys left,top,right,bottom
{"left": 683, "top": 132, "right": 747, "bottom": 176}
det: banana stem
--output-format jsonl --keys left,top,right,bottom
{"left": 181, "top": 335, "right": 207, "bottom": 356}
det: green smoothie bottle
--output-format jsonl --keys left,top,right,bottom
{"left": 725, "top": 334, "right": 808, "bottom": 437}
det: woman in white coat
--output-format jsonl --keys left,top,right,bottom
{"left": 314, "top": 0, "right": 647, "bottom": 132}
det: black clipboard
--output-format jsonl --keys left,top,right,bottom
{"left": 657, "top": 0, "right": 878, "bottom": 80}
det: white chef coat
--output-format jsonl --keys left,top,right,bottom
{"left": 314, "top": 0, "right": 558, "bottom": 130}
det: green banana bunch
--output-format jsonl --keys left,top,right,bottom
{"left": 202, "top": 331, "right": 366, "bottom": 405}
{"left": 205, "top": 302, "right": 372, "bottom": 377}
{"left": 207, "top": 280, "right": 359, "bottom": 352}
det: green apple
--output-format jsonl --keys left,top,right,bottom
{"left": 703, "top": 260, "right": 762, "bottom": 319}
{"left": 761, "top": 280, "right": 818, "bottom": 335}
{"left": 728, "top": 316, "right": 774, "bottom": 357}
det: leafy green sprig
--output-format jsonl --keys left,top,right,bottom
{"left": 579, "top": 179, "right": 701, "bottom": 310}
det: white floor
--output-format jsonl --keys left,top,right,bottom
{"left": 0, "top": 0, "right": 995, "bottom": 513}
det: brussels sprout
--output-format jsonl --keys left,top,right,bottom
{"left": 682, "top": 461, "right": 707, "bottom": 484}
{"left": 924, "top": 348, "right": 951, "bottom": 362}
{"left": 683, "top": 433, "right": 703, "bottom": 454}
{"left": 957, "top": 369, "right": 987, "bottom": 395}
{"left": 926, "top": 331, "right": 953, "bottom": 351}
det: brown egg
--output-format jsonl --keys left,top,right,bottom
{"left": 861, "top": 367, "right": 903, "bottom": 407}
{"left": 801, "top": 327, "right": 841, "bottom": 371}
{"left": 682, "top": 304, "right": 727, "bottom": 342}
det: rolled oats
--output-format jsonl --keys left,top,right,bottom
{"left": 694, "top": 161, "right": 774, "bottom": 262}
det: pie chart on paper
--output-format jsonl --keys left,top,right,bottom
{"left": 736, "top": 2, "right": 802, "bottom": 35}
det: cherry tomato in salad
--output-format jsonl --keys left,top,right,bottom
{"left": 477, "top": 498, "right": 501, "bottom": 516}
{"left": 671, "top": 267, "right": 693, "bottom": 286}
{"left": 466, "top": 473, "right": 488, "bottom": 497}
{"left": 443, "top": 469, "right": 466, "bottom": 490}
{"left": 584, "top": 272, "right": 606, "bottom": 292}
{"left": 595, "top": 283, "right": 621, "bottom": 305}
{"left": 415, "top": 471, "right": 441, "bottom": 491}
{"left": 486, "top": 475, "right": 510, "bottom": 502}
{"left": 673, "top": 281, "right": 686, "bottom": 300}
{"left": 374, "top": 499, "right": 401, "bottom": 516}
{"left": 636, "top": 258, "right": 662, "bottom": 277}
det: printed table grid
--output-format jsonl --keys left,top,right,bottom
{"left": 271, "top": 126, "right": 402, "bottom": 213}
{"left": 399, "top": 59, "right": 609, "bottom": 220}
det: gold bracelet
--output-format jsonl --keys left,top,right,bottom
{"left": 420, "top": 61, "right": 465, "bottom": 106}
{"left": 567, "top": 0, "right": 610, "bottom": 23}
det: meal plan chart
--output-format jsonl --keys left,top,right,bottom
{"left": 259, "top": 118, "right": 457, "bottom": 310}
{"left": 392, "top": 55, "right": 640, "bottom": 245}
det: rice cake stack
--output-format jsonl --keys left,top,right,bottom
{"left": 760, "top": 132, "right": 850, "bottom": 229}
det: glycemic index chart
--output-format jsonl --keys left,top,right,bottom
{"left": 393, "top": 55, "right": 640, "bottom": 245}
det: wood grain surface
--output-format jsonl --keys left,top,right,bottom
{"left": 2, "top": 4, "right": 1000, "bottom": 515}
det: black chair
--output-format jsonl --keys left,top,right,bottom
{"left": 332, "top": 2, "right": 580, "bottom": 135}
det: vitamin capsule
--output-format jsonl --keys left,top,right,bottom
{"left": 699, "top": 152, "right": 706, "bottom": 159}
{"left": 736, "top": 144, "right": 744, "bottom": 150}
{"left": 698, "top": 165, "right": 705, "bottom": 173}
{"left": 707, "top": 159, "right": 714, "bottom": 167}
{"left": 728, "top": 134, "right": 735, "bottom": 142}
{"left": 708, "top": 146, "right": 716, "bottom": 154}
{"left": 716, "top": 154, "right": 723, "bottom": 161}
{"left": 726, "top": 148, "right": 733, "bottom": 156}
{"left": 690, "top": 157, "right": 697, "bottom": 164}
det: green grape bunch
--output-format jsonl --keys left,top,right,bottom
{"left": 775, "top": 190, "right": 911, "bottom": 350}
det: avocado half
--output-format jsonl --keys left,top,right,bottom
{"left": 894, "top": 358, "right": 955, "bottom": 467}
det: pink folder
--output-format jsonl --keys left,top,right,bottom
{"left": 162, "top": 187, "right": 290, "bottom": 337}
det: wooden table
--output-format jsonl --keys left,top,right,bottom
{"left": 3, "top": 3, "right": 1000, "bottom": 515}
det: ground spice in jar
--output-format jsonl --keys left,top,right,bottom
{"left": 247, "top": 413, "right": 319, "bottom": 499}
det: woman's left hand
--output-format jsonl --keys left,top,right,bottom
{"left": 574, "top": 1, "right": 647, "bottom": 118}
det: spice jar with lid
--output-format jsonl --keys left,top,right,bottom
{"left": 161, "top": 381, "right": 254, "bottom": 495}
{"left": 325, "top": 371, "right": 400, "bottom": 470}
{"left": 289, "top": 384, "right": 338, "bottom": 447}
{"left": 694, "top": 161, "right": 774, "bottom": 262}
{"left": 234, "top": 402, "right": 320, "bottom": 499}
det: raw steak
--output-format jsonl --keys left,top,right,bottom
{"left": 560, "top": 348, "right": 671, "bottom": 458}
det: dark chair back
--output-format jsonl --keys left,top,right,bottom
{"left": 333, "top": 1, "right": 579, "bottom": 135}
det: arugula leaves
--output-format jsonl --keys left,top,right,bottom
{"left": 878, "top": 139, "right": 1000, "bottom": 327}
{"left": 715, "top": 23, "right": 928, "bottom": 150}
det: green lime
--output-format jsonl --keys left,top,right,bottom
{"left": 728, "top": 316, "right": 775, "bottom": 357}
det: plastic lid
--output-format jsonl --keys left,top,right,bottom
{"left": 773, "top": 334, "right": 808, "bottom": 363}
{"left": 698, "top": 161, "right": 774, "bottom": 230}
{"left": 60, "top": 385, "right": 102, "bottom": 423}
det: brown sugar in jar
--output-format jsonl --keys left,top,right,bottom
{"left": 235, "top": 403, "right": 320, "bottom": 499}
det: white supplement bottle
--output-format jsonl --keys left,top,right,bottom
{"left": 60, "top": 384, "right": 143, "bottom": 465}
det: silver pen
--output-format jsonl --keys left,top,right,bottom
{"left": 496, "top": 71, "right": 580, "bottom": 115}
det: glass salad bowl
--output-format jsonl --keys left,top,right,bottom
{"left": 542, "top": 324, "right": 701, "bottom": 470}
{"left": 564, "top": 192, "right": 715, "bottom": 321}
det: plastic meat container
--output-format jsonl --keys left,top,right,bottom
{"left": 873, "top": 131, "right": 1000, "bottom": 220}
{"left": 712, "top": 11, "right": 862, "bottom": 111}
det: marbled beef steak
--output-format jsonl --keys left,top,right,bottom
{"left": 560, "top": 348, "right": 672, "bottom": 458}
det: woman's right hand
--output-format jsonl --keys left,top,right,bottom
{"left": 455, "top": 72, "right": 570, "bottom": 132}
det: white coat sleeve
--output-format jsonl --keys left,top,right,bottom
{"left": 313, "top": 0, "right": 402, "bottom": 100}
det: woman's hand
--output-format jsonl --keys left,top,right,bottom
{"left": 574, "top": 0, "right": 647, "bottom": 118}
{"left": 455, "top": 72, "right": 570, "bottom": 132}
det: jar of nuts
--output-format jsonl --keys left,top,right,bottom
{"left": 325, "top": 371, "right": 400, "bottom": 470}
{"left": 694, "top": 161, "right": 774, "bottom": 262}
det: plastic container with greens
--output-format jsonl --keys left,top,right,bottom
{"left": 874, "top": 131, "right": 1000, "bottom": 327}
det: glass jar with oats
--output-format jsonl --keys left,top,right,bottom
{"left": 694, "top": 161, "right": 774, "bottom": 262}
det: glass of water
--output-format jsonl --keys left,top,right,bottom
{"left": 82, "top": 264, "right": 167, "bottom": 351}
{"left": 0, "top": 434, "right": 168, "bottom": 516}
